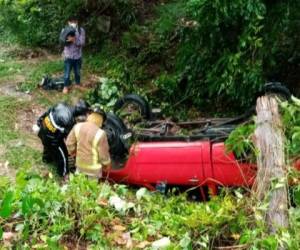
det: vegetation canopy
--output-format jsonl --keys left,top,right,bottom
{"left": 0, "top": 0, "right": 299, "bottom": 111}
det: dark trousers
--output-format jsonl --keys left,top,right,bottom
{"left": 64, "top": 58, "right": 82, "bottom": 87}
{"left": 38, "top": 130, "right": 69, "bottom": 177}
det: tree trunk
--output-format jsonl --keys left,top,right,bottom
{"left": 254, "top": 96, "right": 289, "bottom": 243}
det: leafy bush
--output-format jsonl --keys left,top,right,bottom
{"left": 1, "top": 0, "right": 299, "bottom": 112}
{"left": 0, "top": 0, "right": 139, "bottom": 47}
{"left": 86, "top": 77, "right": 120, "bottom": 109}
{"left": 225, "top": 123, "right": 256, "bottom": 161}
{"left": 0, "top": 171, "right": 263, "bottom": 248}
{"left": 172, "top": 0, "right": 265, "bottom": 108}
{"left": 85, "top": 0, "right": 299, "bottom": 113}
{"left": 1, "top": 169, "right": 300, "bottom": 249}
{"left": 281, "top": 96, "right": 300, "bottom": 159}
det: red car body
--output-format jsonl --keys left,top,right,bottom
{"left": 106, "top": 140, "right": 257, "bottom": 194}
{"left": 104, "top": 85, "right": 297, "bottom": 194}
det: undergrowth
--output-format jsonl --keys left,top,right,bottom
{"left": 1, "top": 172, "right": 298, "bottom": 249}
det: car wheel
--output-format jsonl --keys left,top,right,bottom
{"left": 114, "top": 94, "right": 152, "bottom": 127}
{"left": 103, "top": 113, "right": 128, "bottom": 160}
{"left": 261, "top": 82, "right": 291, "bottom": 100}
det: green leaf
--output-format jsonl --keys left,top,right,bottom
{"left": 0, "top": 191, "right": 14, "bottom": 219}
{"left": 21, "top": 195, "right": 33, "bottom": 215}
{"left": 22, "top": 222, "right": 30, "bottom": 240}
{"left": 0, "top": 226, "right": 3, "bottom": 240}
{"left": 292, "top": 187, "right": 300, "bottom": 206}
{"left": 260, "top": 235, "right": 278, "bottom": 250}
{"left": 22, "top": 195, "right": 44, "bottom": 215}
{"left": 179, "top": 232, "right": 192, "bottom": 249}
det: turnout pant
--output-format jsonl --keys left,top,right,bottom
{"left": 38, "top": 131, "right": 69, "bottom": 177}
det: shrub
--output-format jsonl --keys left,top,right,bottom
{"left": 0, "top": 0, "right": 139, "bottom": 47}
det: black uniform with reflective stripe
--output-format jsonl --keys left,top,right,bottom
{"left": 37, "top": 103, "right": 75, "bottom": 177}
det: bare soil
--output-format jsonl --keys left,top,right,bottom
{"left": 0, "top": 83, "right": 31, "bottom": 101}
{"left": 17, "top": 105, "right": 45, "bottom": 151}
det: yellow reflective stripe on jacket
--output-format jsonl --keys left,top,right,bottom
{"left": 92, "top": 129, "right": 104, "bottom": 167}
{"left": 76, "top": 160, "right": 102, "bottom": 170}
{"left": 74, "top": 123, "right": 82, "bottom": 139}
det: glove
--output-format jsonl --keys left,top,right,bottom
{"left": 68, "top": 156, "right": 76, "bottom": 169}
{"left": 32, "top": 124, "right": 40, "bottom": 134}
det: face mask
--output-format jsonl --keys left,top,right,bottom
{"left": 69, "top": 22, "right": 77, "bottom": 28}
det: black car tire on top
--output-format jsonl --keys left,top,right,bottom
{"left": 114, "top": 94, "right": 152, "bottom": 120}
{"left": 261, "top": 82, "right": 291, "bottom": 100}
{"left": 103, "top": 113, "right": 128, "bottom": 160}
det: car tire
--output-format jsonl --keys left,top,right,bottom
{"left": 114, "top": 94, "right": 152, "bottom": 120}
{"left": 261, "top": 82, "right": 291, "bottom": 100}
{"left": 103, "top": 113, "right": 128, "bottom": 160}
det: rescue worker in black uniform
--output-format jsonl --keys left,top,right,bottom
{"left": 37, "top": 100, "right": 90, "bottom": 177}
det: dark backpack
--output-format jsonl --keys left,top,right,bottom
{"left": 40, "top": 75, "right": 67, "bottom": 91}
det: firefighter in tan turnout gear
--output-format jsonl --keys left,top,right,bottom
{"left": 66, "top": 105, "right": 111, "bottom": 179}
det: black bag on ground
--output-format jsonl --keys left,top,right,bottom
{"left": 40, "top": 75, "right": 67, "bottom": 91}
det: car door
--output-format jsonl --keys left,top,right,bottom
{"left": 134, "top": 141, "right": 205, "bottom": 186}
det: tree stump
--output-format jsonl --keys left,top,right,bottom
{"left": 254, "top": 96, "right": 289, "bottom": 239}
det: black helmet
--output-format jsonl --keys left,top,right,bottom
{"left": 51, "top": 103, "right": 74, "bottom": 132}
{"left": 73, "top": 99, "right": 90, "bottom": 117}
{"left": 91, "top": 104, "right": 107, "bottom": 122}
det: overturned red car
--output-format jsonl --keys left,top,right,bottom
{"left": 101, "top": 82, "right": 298, "bottom": 195}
